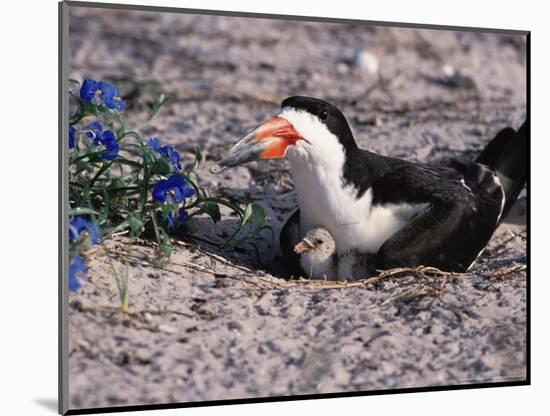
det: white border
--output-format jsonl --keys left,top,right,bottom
{"left": 2, "top": 0, "right": 547, "bottom": 415}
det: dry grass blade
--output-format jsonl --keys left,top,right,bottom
{"left": 269, "top": 265, "right": 465, "bottom": 291}
{"left": 487, "top": 264, "right": 526, "bottom": 279}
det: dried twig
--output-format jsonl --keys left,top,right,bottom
{"left": 487, "top": 264, "right": 526, "bottom": 279}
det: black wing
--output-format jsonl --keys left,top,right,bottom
{"left": 372, "top": 162, "right": 504, "bottom": 272}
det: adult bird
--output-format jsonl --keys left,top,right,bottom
{"left": 219, "top": 96, "right": 527, "bottom": 275}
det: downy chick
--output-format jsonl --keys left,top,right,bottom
{"left": 294, "top": 227, "right": 337, "bottom": 280}
{"left": 294, "top": 227, "right": 373, "bottom": 280}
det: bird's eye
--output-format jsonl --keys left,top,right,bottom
{"left": 319, "top": 109, "right": 328, "bottom": 120}
{"left": 315, "top": 238, "right": 323, "bottom": 244}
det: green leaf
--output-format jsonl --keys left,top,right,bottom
{"left": 150, "top": 158, "right": 171, "bottom": 176}
{"left": 143, "top": 149, "right": 156, "bottom": 165}
{"left": 70, "top": 149, "right": 105, "bottom": 165}
{"left": 102, "top": 175, "right": 138, "bottom": 196}
{"left": 161, "top": 203, "right": 173, "bottom": 217}
{"left": 242, "top": 202, "right": 266, "bottom": 227}
{"left": 69, "top": 207, "right": 102, "bottom": 217}
{"left": 242, "top": 203, "right": 253, "bottom": 226}
{"left": 160, "top": 241, "right": 172, "bottom": 258}
{"left": 251, "top": 202, "right": 266, "bottom": 227}
{"left": 148, "top": 92, "right": 175, "bottom": 121}
{"left": 192, "top": 146, "right": 205, "bottom": 171}
{"left": 203, "top": 201, "right": 221, "bottom": 223}
{"left": 74, "top": 160, "right": 90, "bottom": 173}
{"left": 186, "top": 175, "right": 199, "bottom": 189}
{"left": 155, "top": 237, "right": 173, "bottom": 266}
{"left": 127, "top": 213, "right": 144, "bottom": 235}
{"left": 108, "top": 177, "right": 126, "bottom": 190}
{"left": 116, "top": 158, "right": 143, "bottom": 169}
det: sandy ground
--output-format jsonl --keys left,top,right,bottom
{"left": 67, "top": 6, "right": 527, "bottom": 410}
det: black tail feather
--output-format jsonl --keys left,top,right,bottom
{"left": 476, "top": 127, "right": 516, "bottom": 167}
{"left": 477, "top": 122, "right": 527, "bottom": 220}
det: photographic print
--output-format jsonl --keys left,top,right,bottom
{"left": 60, "top": 1, "right": 529, "bottom": 414}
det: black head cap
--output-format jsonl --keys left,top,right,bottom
{"left": 281, "top": 96, "right": 358, "bottom": 151}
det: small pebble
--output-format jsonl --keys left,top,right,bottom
{"left": 442, "top": 63, "right": 456, "bottom": 77}
{"left": 336, "top": 62, "right": 350, "bottom": 75}
{"left": 115, "top": 351, "right": 131, "bottom": 366}
{"left": 353, "top": 50, "right": 379, "bottom": 75}
{"left": 227, "top": 321, "right": 242, "bottom": 331}
{"left": 158, "top": 324, "right": 177, "bottom": 334}
{"left": 70, "top": 299, "right": 84, "bottom": 311}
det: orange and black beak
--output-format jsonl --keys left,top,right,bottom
{"left": 219, "top": 116, "right": 303, "bottom": 168}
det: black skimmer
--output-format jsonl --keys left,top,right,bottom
{"left": 219, "top": 96, "right": 527, "bottom": 274}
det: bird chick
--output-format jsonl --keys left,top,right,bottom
{"left": 294, "top": 227, "right": 373, "bottom": 281}
{"left": 294, "top": 227, "right": 337, "bottom": 280}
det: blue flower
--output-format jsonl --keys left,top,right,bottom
{"left": 69, "top": 255, "right": 87, "bottom": 292}
{"left": 69, "top": 127, "right": 76, "bottom": 149}
{"left": 69, "top": 216, "right": 99, "bottom": 245}
{"left": 148, "top": 137, "right": 161, "bottom": 152}
{"left": 80, "top": 79, "right": 125, "bottom": 110}
{"left": 161, "top": 146, "right": 182, "bottom": 171}
{"left": 83, "top": 122, "right": 119, "bottom": 160}
{"left": 95, "top": 130, "right": 120, "bottom": 160}
{"left": 80, "top": 79, "right": 99, "bottom": 101}
{"left": 152, "top": 175, "right": 194, "bottom": 203}
{"left": 84, "top": 122, "right": 103, "bottom": 140}
{"left": 99, "top": 81, "right": 126, "bottom": 110}
{"left": 148, "top": 137, "right": 182, "bottom": 171}
{"left": 166, "top": 208, "right": 188, "bottom": 229}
